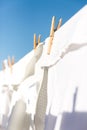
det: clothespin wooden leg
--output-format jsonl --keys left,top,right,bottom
{"left": 11, "top": 56, "right": 15, "bottom": 65}
{"left": 38, "top": 34, "right": 41, "bottom": 44}
{"left": 34, "top": 33, "right": 37, "bottom": 50}
{"left": 47, "top": 16, "right": 55, "bottom": 55}
{"left": 47, "top": 36, "right": 54, "bottom": 55}
{"left": 57, "top": 18, "right": 62, "bottom": 30}
{"left": 8, "top": 56, "right": 12, "bottom": 73}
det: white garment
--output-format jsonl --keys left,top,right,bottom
{"left": 0, "top": 43, "right": 43, "bottom": 129}
{"left": 42, "top": 5, "right": 87, "bottom": 130}
{"left": 7, "top": 43, "right": 44, "bottom": 130}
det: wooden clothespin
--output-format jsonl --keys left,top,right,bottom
{"left": 34, "top": 34, "right": 41, "bottom": 49}
{"left": 11, "top": 56, "right": 15, "bottom": 65}
{"left": 47, "top": 16, "right": 55, "bottom": 55}
{"left": 38, "top": 34, "right": 41, "bottom": 44}
{"left": 8, "top": 56, "right": 12, "bottom": 67}
{"left": 8, "top": 56, "right": 13, "bottom": 73}
{"left": 57, "top": 18, "right": 62, "bottom": 30}
{"left": 34, "top": 33, "right": 37, "bottom": 50}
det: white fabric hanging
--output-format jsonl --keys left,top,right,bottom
{"left": 42, "top": 5, "right": 87, "bottom": 130}
{"left": 1, "top": 4, "right": 87, "bottom": 130}
{"left": 6, "top": 43, "right": 44, "bottom": 130}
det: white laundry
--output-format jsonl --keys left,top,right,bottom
{"left": 0, "top": 4, "right": 87, "bottom": 130}
{"left": 43, "top": 5, "right": 87, "bottom": 130}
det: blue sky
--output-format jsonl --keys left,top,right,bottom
{"left": 0, "top": 0, "right": 87, "bottom": 70}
